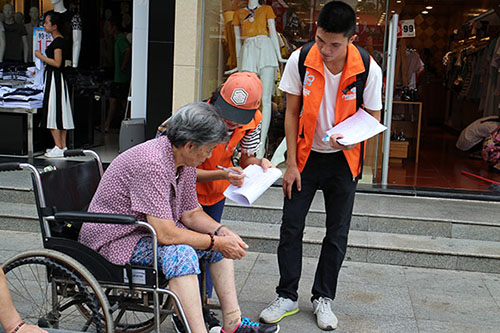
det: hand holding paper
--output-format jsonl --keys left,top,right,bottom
{"left": 322, "top": 109, "right": 386, "bottom": 145}
{"left": 224, "top": 164, "right": 282, "bottom": 206}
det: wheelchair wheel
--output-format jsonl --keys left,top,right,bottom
{"left": 107, "top": 286, "right": 171, "bottom": 333}
{"left": 2, "top": 250, "right": 113, "bottom": 333}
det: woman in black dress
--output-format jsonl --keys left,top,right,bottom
{"left": 35, "top": 11, "right": 74, "bottom": 158}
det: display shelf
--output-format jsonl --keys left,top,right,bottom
{"left": 390, "top": 101, "right": 422, "bottom": 163}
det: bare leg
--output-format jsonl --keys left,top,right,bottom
{"left": 210, "top": 259, "right": 241, "bottom": 332}
{"left": 169, "top": 274, "right": 208, "bottom": 333}
{"left": 0, "top": 268, "right": 23, "bottom": 333}
{"left": 60, "top": 130, "right": 67, "bottom": 148}
{"left": 257, "top": 66, "right": 276, "bottom": 159}
{"left": 50, "top": 129, "right": 64, "bottom": 149}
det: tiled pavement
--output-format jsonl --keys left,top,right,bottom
{"left": 1, "top": 230, "right": 500, "bottom": 333}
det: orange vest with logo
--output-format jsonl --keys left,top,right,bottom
{"left": 197, "top": 111, "right": 263, "bottom": 206}
{"left": 297, "top": 43, "right": 368, "bottom": 178}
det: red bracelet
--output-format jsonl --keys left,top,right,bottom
{"left": 205, "top": 233, "right": 215, "bottom": 251}
{"left": 11, "top": 321, "right": 25, "bottom": 333}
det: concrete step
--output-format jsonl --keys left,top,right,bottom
{"left": 223, "top": 187, "right": 500, "bottom": 241}
{"left": 0, "top": 169, "right": 35, "bottom": 204}
{"left": 0, "top": 201, "right": 39, "bottom": 232}
{"left": 226, "top": 219, "right": 500, "bottom": 274}
{"left": 1, "top": 185, "right": 500, "bottom": 242}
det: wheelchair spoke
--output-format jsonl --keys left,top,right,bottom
{"left": 4, "top": 256, "right": 111, "bottom": 332}
{"left": 7, "top": 266, "right": 43, "bottom": 314}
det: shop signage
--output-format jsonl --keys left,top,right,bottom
{"left": 33, "top": 27, "right": 54, "bottom": 69}
{"left": 397, "top": 19, "right": 416, "bottom": 38}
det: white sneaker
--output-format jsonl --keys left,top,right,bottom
{"left": 259, "top": 296, "right": 299, "bottom": 324}
{"left": 44, "top": 146, "right": 66, "bottom": 158}
{"left": 312, "top": 297, "right": 338, "bottom": 330}
{"left": 45, "top": 146, "right": 67, "bottom": 153}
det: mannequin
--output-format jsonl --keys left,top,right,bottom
{"left": 231, "top": 0, "right": 286, "bottom": 158}
{"left": 14, "top": 12, "right": 23, "bottom": 25}
{"left": 2, "top": 4, "right": 28, "bottom": 62}
{"left": 120, "top": 2, "right": 131, "bottom": 28}
{"left": 50, "top": 0, "right": 82, "bottom": 68}
{"left": 25, "top": 7, "right": 40, "bottom": 63}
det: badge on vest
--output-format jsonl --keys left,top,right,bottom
{"left": 342, "top": 86, "right": 357, "bottom": 101}
{"left": 302, "top": 70, "right": 315, "bottom": 96}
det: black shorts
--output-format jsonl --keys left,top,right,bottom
{"left": 110, "top": 82, "right": 129, "bottom": 99}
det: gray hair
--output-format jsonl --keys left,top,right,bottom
{"left": 166, "top": 102, "right": 229, "bottom": 147}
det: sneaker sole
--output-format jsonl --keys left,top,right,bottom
{"left": 317, "top": 323, "right": 337, "bottom": 331}
{"left": 261, "top": 308, "right": 299, "bottom": 324}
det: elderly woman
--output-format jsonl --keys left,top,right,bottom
{"left": 78, "top": 103, "right": 278, "bottom": 333}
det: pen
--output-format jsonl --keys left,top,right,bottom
{"left": 216, "top": 165, "right": 246, "bottom": 177}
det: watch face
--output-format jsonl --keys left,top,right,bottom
{"left": 249, "top": 17, "right": 254, "bottom": 22}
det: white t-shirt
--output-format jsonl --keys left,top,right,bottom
{"left": 279, "top": 47, "right": 383, "bottom": 152}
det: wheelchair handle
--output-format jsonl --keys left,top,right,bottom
{"left": 64, "top": 149, "right": 86, "bottom": 157}
{"left": 0, "top": 162, "right": 22, "bottom": 172}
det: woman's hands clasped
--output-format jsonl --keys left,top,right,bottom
{"left": 213, "top": 226, "right": 248, "bottom": 260}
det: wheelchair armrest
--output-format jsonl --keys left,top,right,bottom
{"left": 54, "top": 211, "right": 137, "bottom": 225}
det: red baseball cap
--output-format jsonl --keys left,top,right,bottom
{"left": 214, "top": 72, "right": 263, "bottom": 125}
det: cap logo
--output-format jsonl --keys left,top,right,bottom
{"left": 231, "top": 88, "right": 248, "bottom": 106}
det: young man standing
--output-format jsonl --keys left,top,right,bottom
{"left": 260, "top": 1, "right": 382, "bottom": 330}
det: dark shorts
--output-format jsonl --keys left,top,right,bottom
{"left": 110, "top": 82, "right": 129, "bottom": 99}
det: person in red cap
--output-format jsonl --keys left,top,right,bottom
{"left": 156, "top": 71, "right": 275, "bottom": 332}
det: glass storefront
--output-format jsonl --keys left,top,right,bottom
{"left": 1, "top": 0, "right": 134, "bottom": 161}
{"left": 386, "top": 0, "right": 500, "bottom": 192}
{"left": 200, "top": 0, "right": 389, "bottom": 180}
{"left": 200, "top": 0, "right": 500, "bottom": 194}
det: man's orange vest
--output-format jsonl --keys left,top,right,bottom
{"left": 296, "top": 43, "right": 368, "bottom": 178}
{"left": 197, "top": 111, "right": 263, "bottom": 206}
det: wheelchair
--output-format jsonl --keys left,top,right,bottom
{"left": 0, "top": 150, "right": 192, "bottom": 332}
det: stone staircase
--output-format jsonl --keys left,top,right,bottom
{"left": 1, "top": 169, "right": 500, "bottom": 273}
{"left": 222, "top": 187, "right": 500, "bottom": 274}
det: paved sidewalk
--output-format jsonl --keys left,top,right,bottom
{"left": 1, "top": 230, "right": 500, "bottom": 332}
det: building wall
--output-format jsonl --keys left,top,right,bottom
{"left": 172, "top": 0, "right": 203, "bottom": 112}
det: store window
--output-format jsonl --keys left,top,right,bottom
{"left": 200, "top": 0, "right": 389, "bottom": 182}
{"left": 0, "top": 0, "right": 133, "bottom": 161}
{"left": 386, "top": 0, "right": 500, "bottom": 192}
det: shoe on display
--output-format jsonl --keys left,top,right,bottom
{"left": 222, "top": 317, "right": 279, "bottom": 333}
{"left": 259, "top": 297, "right": 299, "bottom": 324}
{"left": 312, "top": 297, "right": 338, "bottom": 331}
{"left": 44, "top": 146, "right": 66, "bottom": 158}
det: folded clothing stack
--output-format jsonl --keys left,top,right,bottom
{"left": 0, "top": 86, "right": 44, "bottom": 109}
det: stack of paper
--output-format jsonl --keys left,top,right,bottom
{"left": 322, "top": 109, "right": 387, "bottom": 145}
{"left": 224, "top": 164, "right": 282, "bottom": 206}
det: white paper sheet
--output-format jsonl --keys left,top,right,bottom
{"left": 322, "top": 109, "right": 387, "bottom": 145}
{"left": 223, "top": 164, "right": 282, "bottom": 206}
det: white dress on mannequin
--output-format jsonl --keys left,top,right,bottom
{"left": 232, "top": 0, "right": 286, "bottom": 158}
